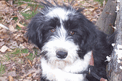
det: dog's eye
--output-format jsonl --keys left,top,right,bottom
{"left": 51, "top": 29, "right": 56, "bottom": 32}
{"left": 69, "top": 31, "right": 75, "bottom": 35}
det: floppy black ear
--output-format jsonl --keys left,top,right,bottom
{"left": 76, "top": 16, "right": 98, "bottom": 58}
{"left": 80, "top": 20, "right": 97, "bottom": 50}
{"left": 26, "top": 13, "right": 44, "bottom": 49}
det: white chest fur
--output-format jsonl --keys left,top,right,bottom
{"left": 41, "top": 51, "right": 92, "bottom": 81}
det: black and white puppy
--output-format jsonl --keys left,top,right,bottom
{"left": 27, "top": 1, "right": 114, "bottom": 81}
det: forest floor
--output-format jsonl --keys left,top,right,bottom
{"left": 0, "top": 0, "right": 105, "bottom": 81}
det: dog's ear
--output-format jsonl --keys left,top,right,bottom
{"left": 26, "top": 13, "right": 44, "bottom": 49}
{"left": 78, "top": 18, "right": 98, "bottom": 57}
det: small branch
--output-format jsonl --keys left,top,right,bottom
{"left": 0, "top": 23, "right": 9, "bottom": 30}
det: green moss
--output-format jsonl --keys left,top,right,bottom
{"left": 94, "top": 0, "right": 108, "bottom": 5}
{"left": 13, "top": 17, "right": 18, "bottom": 21}
{"left": 12, "top": 49, "right": 29, "bottom": 55}
{"left": 16, "top": 25, "right": 21, "bottom": 30}
{"left": 16, "top": 0, "right": 43, "bottom": 20}
{"left": 0, "top": 64, "right": 5, "bottom": 75}
{"left": 11, "top": 48, "right": 36, "bottom": 61}
{"left": 5, "top": 54, "right": 11, "bottom": 61}
{"left": 27, "top": 53, "right": 33, "bottom": 61}
{"left": 21, "top": 10, "right": 38, "bottom": 20}
{"left": 21, "top": 49, "right": 28, "bottom": 53}
{"left": 12, "top": 49, "right": 21, "bottom": 55}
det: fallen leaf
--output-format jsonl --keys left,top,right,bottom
{"left": 28, "top": 60, "right": 32, "bottom": 67}
{"left": 20, "top": 4, "right": 28, "bottom": 9}
{"left": 9, "top": 25, "right": 17, "bottom": 32}
{"left": 92, "top": 7, "right": 99, "bottom": 12}
{"left": 16, "top": 22, "right": 25, "bottom": 28}
{"left": 0, "top": 45, "right": 9, "bottom": 53}
{"left": 20, "top": 53, "right": 29, "bottom": 58}
{"left": 74, "top": 3, "right": 79, "bottom": 6}
{"left": 19, "top": 44, "right": 25, "bottom": 49}
{"left": 28, "top": 73, "right": 32, "bottom": 77}
{"left": 17, "top": 37, "right": 24, "bottom": 42}
{"left": 8, "top": 76, "right": 14, "bottom": 81}
{"left": 22, "top": 7, "right": 31, "bottom": 13}
{"left": 17, "top": 13, "right": 24, "bottom": 20}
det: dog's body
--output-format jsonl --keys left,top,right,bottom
{"left": 27, "top": 1, "right": 114, "bottom": 81}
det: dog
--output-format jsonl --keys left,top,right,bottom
{"left": 26, "top": 0, "right": 115, "bottom": 81}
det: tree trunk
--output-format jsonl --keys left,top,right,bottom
{"left": 96, "top": 0, "right": 116, "bottom": 35}
{"left": 107, "top": 0, "right": 122, "bottom": 81}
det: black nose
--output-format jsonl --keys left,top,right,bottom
{"left": 56, "top": 50, "right": 68, "bottom": 59}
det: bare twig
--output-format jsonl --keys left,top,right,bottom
{"left": 0, "top": 23, "right": 9, "bottom": 30}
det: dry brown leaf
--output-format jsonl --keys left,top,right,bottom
{"left": 17, "top": 37, "right": 24, "bottom": 42}
{"left": 74, "top": 3, "right": 79, "bottom": 6}
{"left": 17, "top": 13, "right": 24, "bottom": 20}
{"left": 20, "top": 53, "right": 29, "bottom": 58}
{"left": 28, "top": 73, "right": 32, "bottom": 77}
{"left": 19, "top": 44, "right": 25, "bottom": 49}
{"left": 0, "top": 45, "right": 9, "bottom": 53}
{"left": 9, "top": 25, "right": 17, "bottom": 32}
{"left": 20, "top": 4, "right": 28, "bottom": 9}
{"left": 28, "top": 60, "right": 32, "bottom": 67}
{"left": 8, "top": 48, "right": 12, "bottom": 52}
{"left": 22, "top": 7, "right": 31, "bottom": 13}
{"left": 8, "top": 76, "right": 14, "bottom": 81}
{"left": 14, "top": 33, "right": 21, "bottom": 39}
{"left": 16, "top": 22, "right": 25, "bottom": 28}
{"left": 92, "top": 7, "right": 99, "bottom": 12}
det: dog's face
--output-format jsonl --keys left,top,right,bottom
{"left": 27, "top": 5, "right": 96, "bottom": 69}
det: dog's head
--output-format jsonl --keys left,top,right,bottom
{"left": 27, "top": 1, "right": 97, "bottom": 69}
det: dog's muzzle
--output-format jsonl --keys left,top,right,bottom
{"left": 56, "top": 49, "right": 68, "bottom": 59}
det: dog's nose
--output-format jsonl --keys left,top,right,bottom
{"left": 56, "top": 50, "right": 68, "bottom": 59}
